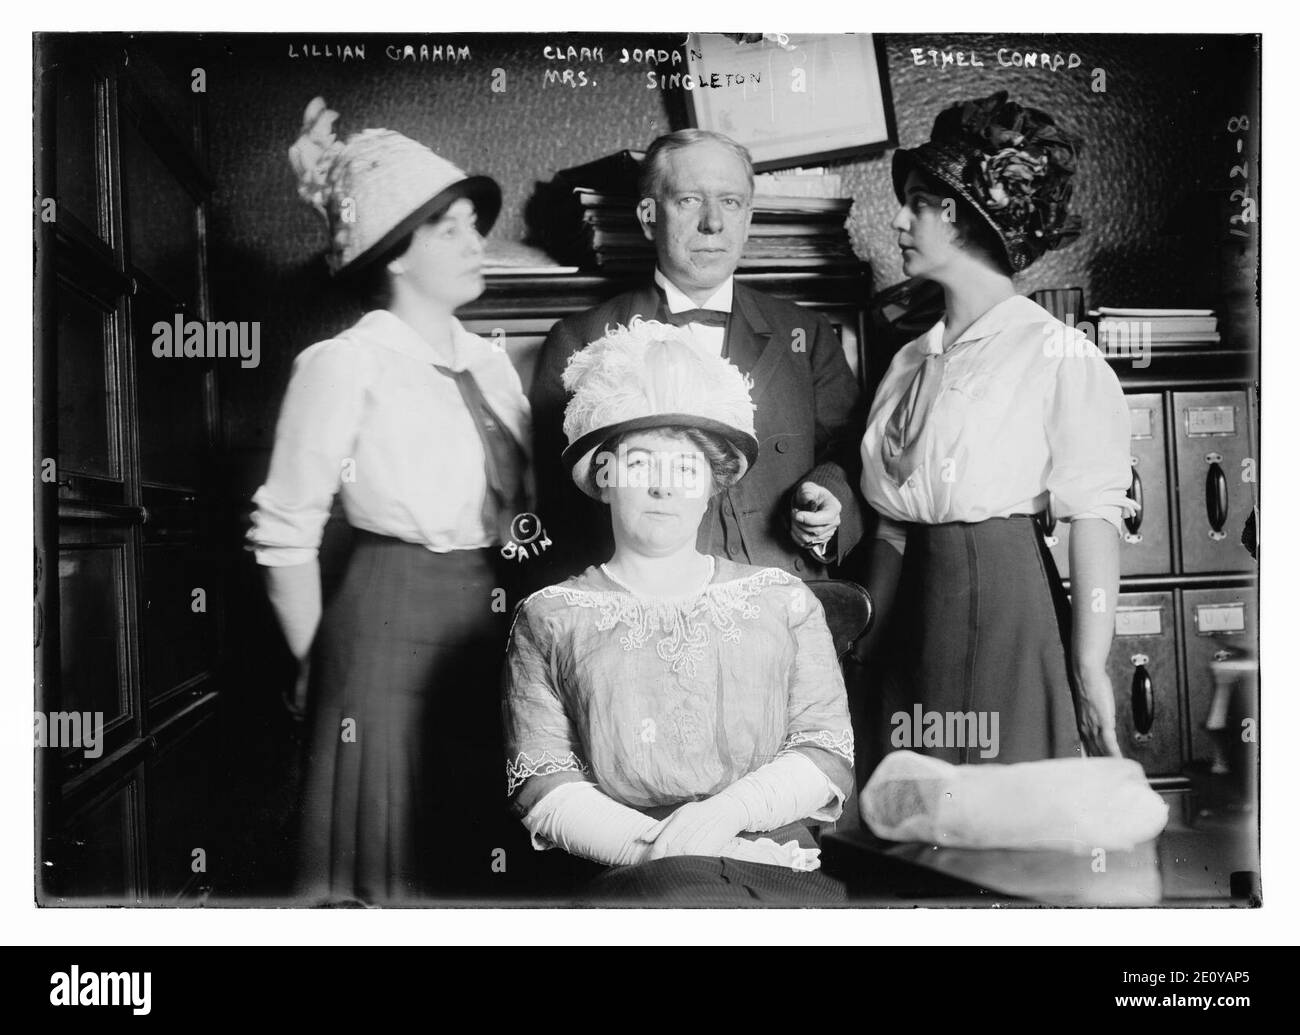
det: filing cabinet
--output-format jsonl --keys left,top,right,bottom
{"left": 1105, "top": 592, "right": 1182, "bottom": 775}
{"left": 1182, "top": 587, "right": 1258, "bottom": 768}
{"left": 1173, "top": 390, "right": 1256, "bottom": 573}
{"left": 1048, "top": 393, "right": 1174, "bottom": 577}
{"left": 1038, "top": 384, "right": 1258, "bottom": 784}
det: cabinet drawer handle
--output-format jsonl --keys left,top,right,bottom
{"left": 1205, "top": 454, "right": 1229, "bottom": 534}
{"left": 1125, "top": 463, "right": 1144, "bottom": 536}
{"left": 1130, "top": 654, "right": 1155, "bottom": 736}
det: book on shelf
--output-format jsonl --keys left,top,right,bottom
{"left": 591, "top": 254, "right": 852, "bottom": 272}
{"left": 572, "top": 188, "right": 852, "bottom": 217}
{"left": 1093, "top": 306, "right": 1215, "bottom": 318}
{"left": 752, "top": 170, "right": 844, "bottom": 198}
{"left": 539, "top": 153, "right": 860, "bottom": 272}
{"left": 1091, "top": 306, "right": 1220, "bottom": 347}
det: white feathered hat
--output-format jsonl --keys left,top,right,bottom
{"left": 561, "top": 318, "right": 759, "bottom": 498}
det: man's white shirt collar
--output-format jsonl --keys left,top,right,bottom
{"left": 654, "top": 268, "right": 734, "bottom": 315}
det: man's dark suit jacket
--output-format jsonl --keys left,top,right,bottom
{"left": 527, "top": 279, "right": 867, "bottom": 588}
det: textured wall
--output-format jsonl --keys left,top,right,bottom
{"left": 847, "top": 33, "right": 1248, "bottom": 306}
{"left": 196, "top": 33, "right": 677, "bottom": 468}
{"left": 177, "top": 31, "right": 1249, "bottom": 462}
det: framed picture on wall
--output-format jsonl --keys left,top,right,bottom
{"left": 683, "top": 33, "right": 897, "bottom": 171}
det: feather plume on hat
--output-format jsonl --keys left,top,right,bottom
{"left": 560, "top": 317, "right": 760, "bottom": 498}
{"left": 288, "top": 97, "right": 345, "bottom": 220}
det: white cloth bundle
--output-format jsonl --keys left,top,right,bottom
{"left": 860, "top": 751, "right": 1169, "bottom": 854}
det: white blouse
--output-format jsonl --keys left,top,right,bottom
{"left": 860, "top": 295, "right": 1135, "bottom": 550}
{"left": 248, "top": 309, "right": 531, "bottom": 567}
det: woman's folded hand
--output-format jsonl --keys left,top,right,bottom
{"left": 644, "top": 796, "right": 750, "bottom": 860}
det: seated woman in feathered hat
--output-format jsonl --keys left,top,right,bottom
{"left": 502, "top": 318, "right": 854, "bottom": 905}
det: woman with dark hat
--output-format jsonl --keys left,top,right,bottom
{"left": 248, "top": 99, "right": 529, "bottom": 904}
{"left": 857, "top": 91, "right": 1135, "bottom": 771}
{"left": 502, "top": 319, "right": 854, "bottom": 905}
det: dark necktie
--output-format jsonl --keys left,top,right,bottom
{"left": 432, "top": 364, "right": 527, "bottom": 546}
{"left": 881, "top": 352, "right": 946, "bottom": 486}
{"left": 662, "top": 308, "right": 728, "bottom": 328}
{"left": 654, "top": 285, "right": 732, "bottom": 358}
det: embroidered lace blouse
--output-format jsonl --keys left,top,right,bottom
{"left": 503, "top": 558, "right": 855, "bottom": 817}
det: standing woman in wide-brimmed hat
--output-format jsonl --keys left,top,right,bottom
{"left": 857, "top": 91, "right": 1136, "bottom": 771}
{"left": 248, "top": 99, "right": 529, "bottom": 904}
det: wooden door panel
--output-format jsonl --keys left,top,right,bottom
{"left": 56, "top": 281, "right": 119, "bottom": 481}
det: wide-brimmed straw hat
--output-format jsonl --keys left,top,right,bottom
{"left": 288, "top": 97, "right": 501, "bottom": 275}
{"left": 561, "top": 318, "right": 759, "bottom": 499}
{"left": 891, "top": 90, "right": 1082, "bottom": 273}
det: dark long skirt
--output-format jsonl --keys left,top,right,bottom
{"left": 584, "top": 822, "right": 847, "bottom": 907}
{"left": 293, "top": 532, "right": 513, "bottom": 905}
{"left": 865, "top": 514, "right": 1083, "bottom": 773}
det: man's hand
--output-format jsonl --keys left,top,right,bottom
{"left": 790, "top": 481, "right": 842, "bottom": 550}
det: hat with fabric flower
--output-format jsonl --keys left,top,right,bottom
{"left": 561, "top": 317, "right": 760, "bottom": 498}
{"left": 288, "top": 97, "right": 501, "bottom": 275}
{"left": 891, "top": 90, "right": 1082, "bottom": 273}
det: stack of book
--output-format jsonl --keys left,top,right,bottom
{"left": 536, "top": 151, "right": 857, "bottom": 273}
{"left": 1092, "top": 307, "right": 1221, "bottom": 348}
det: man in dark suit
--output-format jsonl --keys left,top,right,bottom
{"left": 529, "top": 129, "right": 866, "bottom": 585}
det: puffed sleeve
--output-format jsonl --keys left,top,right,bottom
{"left": 1045, "top": 344, "right": 1138, "bottom": 533}
{"left": 778, "top": 581, "right": 855, "bottom": 807}
{"left": 247, "top": 339, "right": 368, "bottom": 566}
{"left": 502, "top": 596, "right": 593, "bottom": 817}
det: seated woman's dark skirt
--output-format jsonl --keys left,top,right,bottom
{"left": 582, "top": 823, "right": 846, "bottom": 907}
{"left": 586, "top": 857, "right": 847, "bottom": 907}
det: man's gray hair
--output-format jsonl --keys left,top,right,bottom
{"left": 638, "top": 129, "right": 755, "bottom": 202}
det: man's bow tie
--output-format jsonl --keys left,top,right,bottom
{"left": 662, "top": 308, "right": 729, "bottom": 328}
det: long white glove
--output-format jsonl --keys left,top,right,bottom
{"left": 716, "top": 750, "right": 843, "bottom": 833}
{"left": 522, "top": 781, "right": 822, "bottom": 870}
{"left": 522, "top": 781, "right": 659, "bottom": 867}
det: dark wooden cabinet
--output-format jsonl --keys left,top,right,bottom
{"left": 35, "top": 36, "right": 226, "bottom": 904}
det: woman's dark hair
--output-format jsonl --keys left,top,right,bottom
{"left": 913, "top": 168, "right": 1014, "bottom": 278}
{"left": 587, "top": 425, "right": 744, "bottom": 499}
{"left": 342, "top": 189, "right": 466, "bottom": 310}
{"left": 347, "top": 231, "right": 414, "bottom": 311}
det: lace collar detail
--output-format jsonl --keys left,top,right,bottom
{"left": 540, "top": 565, "right": 792, "bottom": 677}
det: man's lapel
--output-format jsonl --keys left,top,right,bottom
{"left": 727, "top": 284, "right": 780, "bottom": 402}
{"left": 624, "top": 282, "right": 664, "bottom": 326}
